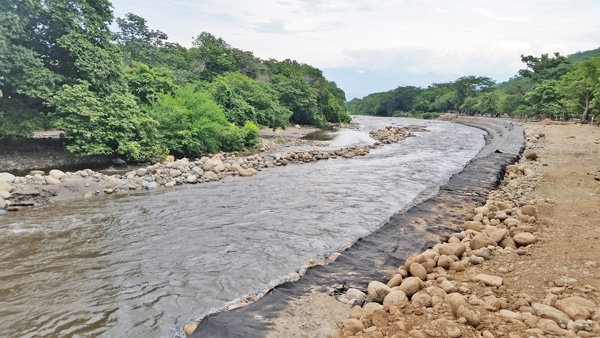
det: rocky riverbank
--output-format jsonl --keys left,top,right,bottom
{"left": 0, "top": 125, "right": 425, "bottom": 214}
{"left": 332, "top": 123, "right": 600, "bottom": 338}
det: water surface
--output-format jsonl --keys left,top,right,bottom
{"left": 0, "top": 116, "right": 485, "bottom": 337}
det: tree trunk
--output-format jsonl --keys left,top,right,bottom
{"left": 582, "top": 95, "right": 590, "bottom": 121}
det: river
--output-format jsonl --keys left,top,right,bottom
{"left": 0, "top": 116, "right": 486, "bottom": 337}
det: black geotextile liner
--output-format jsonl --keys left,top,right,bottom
{"left": 190, "top": 121, "right": 525, "bottom": 338}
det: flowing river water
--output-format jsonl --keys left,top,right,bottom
{"left": 0, "top": 116, "right": 486, "bottom": 337}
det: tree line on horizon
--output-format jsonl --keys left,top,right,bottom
{"left": 0, "top": 1, "right": 351, "bottom": 160}
{"left": 347, "top": 49, "right": 600, "bottom": 122}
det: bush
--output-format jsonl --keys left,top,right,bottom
{"left": 148, "top": 85, "right": 260, "bottom": 157}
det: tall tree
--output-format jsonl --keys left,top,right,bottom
{"left": 558, "top": 57, "right": 600, "bottom": 121}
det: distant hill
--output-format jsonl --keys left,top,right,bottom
{"left": 567, "top": 47, "right": 600, "bottom": 64}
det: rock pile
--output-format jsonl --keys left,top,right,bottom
{"left": 335, "top": 130, "right": 600, "bottom": 337}
{"left": 0, "top": 126, "right": 427, "bottom": 213}
{"left": 369, "top": 125, "right": 426, "bottom": 144}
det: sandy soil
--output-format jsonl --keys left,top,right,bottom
{"left": 266, "top": 122, "right": 600, "bottom": 338}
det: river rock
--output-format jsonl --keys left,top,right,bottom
{"left": 449, "top": 261, "right": 466, "bottom": 272}
{"left": 368, "top": 281, "right": 391, "bottom": 303}
{"left": 531, "top": 303, "right": 571, "bottom": 326}
{"left": 441, "top": 280, "right": 458, "bottom": 293}
{"left": 186, "top": 175, "right": 198, "bottom": 184}
{"left": 463, "top": 221, "right": 482, "bottom": 231}
{"left": 0, "top": 172, "right": 16, "bottom": 183}
{"left": 383, "top": 290, "right": 407, "bottom": 307}
{"left": 203, "top": 158, "right": 225, "bottom": 172}
{"left": 411, "top": 291, "right": 432, "bottom": 307}
{"left": 473, "top": 274, "right": 503, "bottom": 287}
{"left": 0, "top": 198, "right": 5, "bottom": 209}
{"left": 387, "top": 274, "right": 403, "bottom": 287}
{"left": 558, "top": 296, "right": 595, "bottom": 310}
{"left": 0, "top": 181, "right": 11, "bottom": 192}
{"left": 555, "top": 299, "right": 592, "bottom": 320}
{"left": 238, "top": 168, "right": 257, "bottom": 177}
{"left": 45, "top": 176, "right": 61, "bottom": 185}
{"left": 398, "top": 277, "right": 422, "bottom": 297}
{"left": 499, "top": 236, "right": 517, "bottom": 249}
{"left": 0, "top": 191, "right": 10, "bottom": 199}
{"left": 436, "top": 243, "right": 467, "bottom": 257}
{"left": 343, "top": 288, "right": 366, "bottom": 305}
{"left": 490, "top": 229, "right": 508, "bottom": 243}
{"left": 409, "top": 263, "right": 427, "bottom": 280}
{"left": 28, "top": 170, "right": 45, "bottom": 176}
{"left": 469, "top": 233, "right": 495, "bottom": 250}
{"left": 437, "top": 255, "right": 454, "bottom": 269}
{"left": 49, "top": 169, "right": 66, "bottom": 180}
{"left": 457, "top": 305, "right": 480, "bottom": 326}
{"left": 169, "top": 169, "right": 182, "bottom": 177}
{"left": 521, "top": 205, "right": 537, "bottom": 217}
{"left": 536, "top": 319, "right": 566, "bottom": 335}
{"left": 342, "top": 318, "right": 365, "bottom": 335}
{"left": 499, "top": 309, "right": 522, "bottom": 320}
{"left": 146, "top": 182, "right": 158, "bottom": 190}
{"left": 184, "top": 322, "right": 197, "bottom": 336}
{"left": 203, "top": 171, "right": 217, "bottom": 181}
{"left": 446, "top": 293, "right": 467, "bottom": 316}
{"left": 513, "top": 232, "right": 537, "bottom": 246}
{"left": 524, "top": 151, "right": 538, "bottom": 160}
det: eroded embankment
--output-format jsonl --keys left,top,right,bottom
{"left": 188, "top": 118, "right": 524, "bottom": 338}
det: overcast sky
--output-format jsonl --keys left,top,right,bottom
{"left": 110, "top": 0, "right": 600, "bottom": 99}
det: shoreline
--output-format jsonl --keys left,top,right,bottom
{"left": 0, "top": 124, "right": 420, "bottom": 214}
{"left": 186, "top": 117, "right": 526, "bottom": 337}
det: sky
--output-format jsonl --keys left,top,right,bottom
{"left": 110, "top": 0, "right": 600, "bottom": 99}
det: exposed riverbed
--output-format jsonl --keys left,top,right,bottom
{"left": 0, "top": 116, "right": 486, "bottom": 337}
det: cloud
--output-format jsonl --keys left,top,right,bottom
{"left": 110, "top": 0, "right": 600, "bottom": 98}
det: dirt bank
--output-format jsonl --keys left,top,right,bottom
{"left": 330, "top": 122, "right": 600, "bottom": 338}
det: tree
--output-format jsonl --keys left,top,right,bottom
{"left": 523, "top": 79, "right": 563, "bottom": 118}
{"left": 518, "top": 52, "right": 572, "bottom": 83}
{"left": 124, "top": 61, "right": 177, "bottom": 104}
{"left": 113, "top": 12, "right": 168, "bottom": 66}
{"left": 558, "top": 57, "right": 600, "bottom": 121}
{"left": 48, "top": 82, "right": 163, "bottom": 159}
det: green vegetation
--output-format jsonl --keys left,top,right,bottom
{"left": 0, "top": 2, "right": 350, "bottom": 160}
{"left": 347, "top": 52, "right": 600, "bottom": 123}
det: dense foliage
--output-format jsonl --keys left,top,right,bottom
{"left": 0, "top": 1, "right": 351, "bottom": 160}
{"left": 347, "top": 52, "right": 600, "bottom": 122}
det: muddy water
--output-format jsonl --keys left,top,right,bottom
{"left": 0, "top": 117, "right": 485, "bottom": 337}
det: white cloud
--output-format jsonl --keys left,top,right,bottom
{"left": 110, "top": 0, "right": 600, "bottom": 97}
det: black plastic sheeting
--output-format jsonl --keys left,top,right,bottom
{"left": 190, "top": 119, "right": 525, "bottom": 338}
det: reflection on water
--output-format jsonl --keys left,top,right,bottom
{"left": 0, "top": 116, "right": 485, "bottom": 337}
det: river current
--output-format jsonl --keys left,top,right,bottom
{"left": 0, "top": 116, "right": 485, "bottom": 337}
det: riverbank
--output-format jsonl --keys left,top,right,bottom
{"left": 187, "top": 117, "right": 524, "bottom": 337}
{"left": 283, "top": 121, "right": 600, "bottom": 338}
{"left": 0, "top": 124, "right": 422, "bottom": 213}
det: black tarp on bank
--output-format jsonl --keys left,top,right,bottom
{"left": 190, "top": 118, "right": 525, "bottom": 338}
